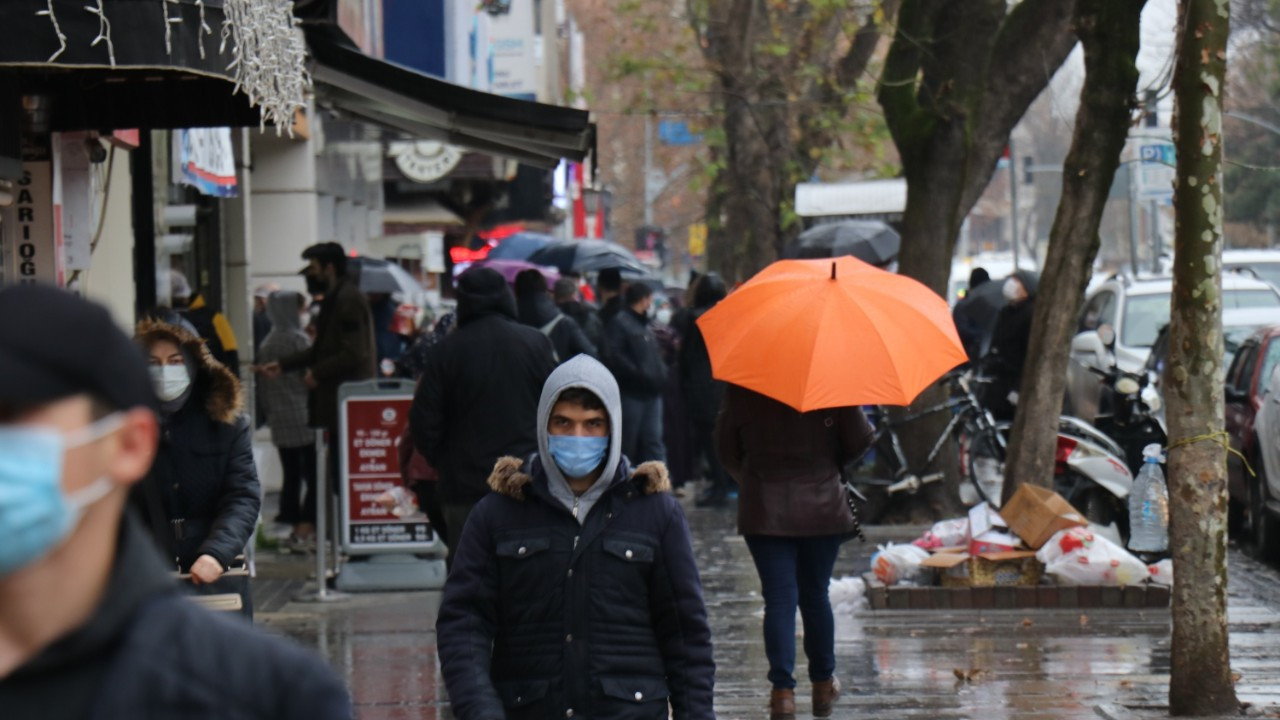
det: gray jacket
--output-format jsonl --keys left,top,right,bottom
{"left": 257, "top": 291, "right": 313, "bottom": 448}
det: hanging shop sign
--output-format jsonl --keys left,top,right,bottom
{"left": 177, "top": 128, "right": 238, "bottom": 198}
{"left": 388, "top": 141, "right": 463, "bottom": 183}
{"left": 1, "top": 136, "right": 60, "bottom": 287}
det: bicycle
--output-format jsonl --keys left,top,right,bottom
{"left": 845, "top": 369, "right": 1007, "bottom": 522}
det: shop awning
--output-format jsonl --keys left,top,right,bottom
{"left": 0, "top": 0, "right": 266, "bottom": 130}
{"left": 304, "top": 23, "right": 595, "bottom": 169}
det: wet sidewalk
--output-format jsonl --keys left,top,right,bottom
{"left": 254, "top": 500, "right": 1280, "bottom": 719}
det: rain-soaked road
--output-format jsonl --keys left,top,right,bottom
{"left": 255, "top": 500, "right": 1280, "bottom": 719}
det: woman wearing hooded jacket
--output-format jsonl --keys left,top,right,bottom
{"left": 131, "top": 319, "right": 261, "bottom": 599}
{"left": 256, "top": 290, "right": 316, "bottom": 546}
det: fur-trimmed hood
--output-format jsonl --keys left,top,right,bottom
{"left": 135, "top": 318, "right": 243, "bottom": 424}
{"left": 487, "top": 455, "right": 671, "bottom": 501}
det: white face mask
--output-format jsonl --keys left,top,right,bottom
{"left": 1002, "top": 278, "right": 1023, "bottom": 302}
{"left": 655, "top": 308, "right": 673, "bottom": 326}
{"left": 150, "top": 365, "right": 192, "bottom": 402}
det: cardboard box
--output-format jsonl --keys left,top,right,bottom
{"left": 999, "top": 484, "right": 1088, "bottom": 550}
{"left": 920, "top": 550, "right": 1043, "bottom": 587}
{"left": 968, "top": 502, "right": 1007, "bottom": 538}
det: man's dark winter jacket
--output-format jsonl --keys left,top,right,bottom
{"left": 437, "top": 457, "right": 716, "bottom": 720}
{"left": 604, "top": 308, "right": 667, "bottom": 398}
{"left": 559, "top": 299, "right": 605, "bottom": 349}
{"left": 281, "top": 278, "right": 377, "bottom": 431}
{"left": 517, "top": 291, "right": 597, "bottom": 362}
{"left": 0, "top": 513, "right": 352, "bottom": 720}
{"left": 410, "top": 269, "right": 558, "bottom": 504}
{"left": 132, "top": 320, "right": 260, "bottom": 572}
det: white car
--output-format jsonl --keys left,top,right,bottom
{"left": 1224, "top": 249, "right": 1280, "bottom": 290}
{"left": 1065, "top": 274, "right": 1280, "bottom": 421}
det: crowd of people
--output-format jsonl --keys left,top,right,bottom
{"left": 1, "top": 245, "right": 908, "bottom": 720}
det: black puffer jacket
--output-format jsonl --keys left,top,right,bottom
{"left": 132, "top": 320, "right": 261, "bottom": 571}
{"left": 437, "top": 457, "right": 715, "bottom": 720}
{"left": 0, "top": 513, "right": 351, "bottom": 720}
{"left": 518, "top": 291, "right": 597, "bottom": 362}
{"left": 679, "top": 276, "right": 728, "bottom": 426}
{"left": 604, "top": 308, "right": 668, "bottom": 398}
{"left": 410, "top": 269, "right": 558, "bottom": 504}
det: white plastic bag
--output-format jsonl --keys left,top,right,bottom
{"left": 1148, "top": 559, "right": 1173, "bottom": 586}
{"left": 1036, "top": 527, "right": 1148, "bottom": 586}
{"left": 829, "top": 576, "right": 868, "bottom": 614}
{"left": 914, "top": 518, "right": 969, "bottom": 549}
{"left": 871, "top": 543, "right": 930, "bottom": 586}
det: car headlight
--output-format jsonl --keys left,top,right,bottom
{"left": 1116, "top": 377, "right": 1141, "bottom": 395}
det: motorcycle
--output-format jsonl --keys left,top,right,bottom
{"left": 1089, "top": 363, "right": 1168, "bottom": 477}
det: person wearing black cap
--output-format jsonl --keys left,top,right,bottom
{"left": 596, "top": 267, "right": 627, "bottom": 327}
{"left": 409, "top": 267, "right": 558, "bottom": 559}
{"left": 0, "top": 285, "right": 351, "bottom": 719}
{"left": 259, "top": 242, "right": 376, "bottom": 489}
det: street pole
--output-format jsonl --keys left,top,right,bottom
{"left": 643, "top": 112, "right": 654, "bottom": 227}
{"left": 1150, "top": 198, "right": 1162, "bottom": 272}
{"left": 1009, "top": 136, "right": 1020, "bottom": 270}
{"left": 1128, "top": 151, "right": 1141, "bottom": 276}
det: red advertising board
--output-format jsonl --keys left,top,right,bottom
{"left": 341, "top": 394, "right": 433, "bottom": 549}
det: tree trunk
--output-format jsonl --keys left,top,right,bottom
{"left": 1002, "top": 0, "right": 1145, "bottom": 500}
{"left": 877, "top": 0, "right": 1077, "bottom": 517}
{"left": 1167, "top": 0, "right": 1238, "bottom": 714}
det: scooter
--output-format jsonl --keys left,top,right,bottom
{"left": 1090, "top": 362, "right": 1168, "bottom": 477}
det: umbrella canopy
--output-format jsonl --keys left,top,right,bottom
{"left": 350, "top": 257, "right": 422, "bottom": 295}
{"left": 488, "top": 232, "right": 556, "bottom": 261}
{"left": 697, "top": 257, "right": 968, "bottom": 411}
{"left": 527, "top": 239, "right": 649, "bottom": 275}
{"left": 472, "top": 258, "right": 562, "bottom": 286}
{"left": 787, "top": 220, "right": 901, "bottom": 266}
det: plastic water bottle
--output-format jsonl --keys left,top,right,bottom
{"left": 1128, "top": 444, "right": 1169, "bottom": 553}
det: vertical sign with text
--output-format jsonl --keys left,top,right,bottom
{"left": 340, "top": 392, "right": 434, "bottom": 552}
{"left": 1, "top": 135, "right": 60, "bottom": 287}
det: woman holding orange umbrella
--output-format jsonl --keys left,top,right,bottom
{"left": 704, "top": 257, "right": 967, "bottom": 719}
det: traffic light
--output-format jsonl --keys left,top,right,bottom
{"left": 1023, "top": 156, "right": 1033, "bottom": 184}
{"left": 1144, "top": 90, "right": 1158, "bottom": 128}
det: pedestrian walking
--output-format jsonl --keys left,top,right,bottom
{"left": 0, "top": 285, "right": 351, "bottom": 719}
{"left": 555, "top": 276, "right": 604, "bottom": 349}
{"left": 596, "top": 267, "right": 627, "bottom": 326}
{"left": 409, "top": 267, "right": 557, "bottom": 559}
{"left": 131, "top": 319, "right": 261, "bottom": 614}
{"left": 982, "top": 269, "right": 1039, "bottom": 421}
{"left": 603, "top": 282, "right": 668, "bottom": 464}
{"left": 166, "top": 268, "right": 242, "bottom": 372}
{"left": 680, "top": 273, "right": 733, "bottom": 507}
{"left": 716, "top": 383, "right": 874, "bottom": 719}
{"left": 516, "top": 269, "right": 597, "bottom": 362}
{"left": 437, "top": 355, "right": 715, "bottom": 720}
{"left": 256, "top": 290, "right": 317, "bottom": 547}
{"left": 253, "top": 283, "right": 279, "bottom": 355}
{"left": 952, "top": 268, "right": 1002, "bottom": 363}
{"left": 259, "top": 242, "right": 377, "bottom": 485}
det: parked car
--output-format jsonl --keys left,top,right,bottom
{"left": 1224, "top": 249, "right": 1280, "bottom": 290}
{"left": 1065, "top": 274, "right": 1280, "bottom": 422}
{"left": 1249, "top": 363, "right": 1280, "bottom": 559}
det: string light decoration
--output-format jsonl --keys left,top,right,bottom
{"left": 86, "top": 0, "right": 116, "bottom": 66}
{"left": 36, "top": 1, "right": 67, "bottom": 62}
{"left": 31, "top": 0, "right": 308, "bottom": 134}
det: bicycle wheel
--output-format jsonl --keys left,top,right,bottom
{"left": 967, "top": 426, "right": 1007, "bottom": 508}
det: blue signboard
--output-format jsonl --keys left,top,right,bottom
{"left": 659, "top": 120, "right": 702, "bottom": 146}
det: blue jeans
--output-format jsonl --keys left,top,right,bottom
{"left": 621, "top": 394, "right": 666, "bottom": 464}
{"left": 745, "top": 535, "right": 844, "bottom": 689}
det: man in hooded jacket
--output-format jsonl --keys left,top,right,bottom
{"left": 437, "top": 355, "right": 715, "bottom": 720}
{"left": 515, "top": 269, "right": 597, "bottom": 362}
{"left": 410, "top": 267, "right": 558, "bottom": 555}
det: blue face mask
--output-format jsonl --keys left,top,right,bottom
{"left": 0, "top": 414, "right": 122, "bottom": 577}
{"left": 547, "top": 435, "right": 609, "bottom": 479}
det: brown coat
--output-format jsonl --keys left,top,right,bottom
{"left": 281, "top": 279, "right": 376, "bottom": 431}
{"left": 716, "top": 384, "right": 874, "bottom": 537}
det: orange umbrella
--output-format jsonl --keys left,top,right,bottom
{"left": 696, "top": 256, "right": 968, "bottom": 411}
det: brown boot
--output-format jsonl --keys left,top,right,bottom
{"left": 812, "top": 677, "right": 841, "bottom": 718}
{"left": 769, "top": 688, "right": 796, "bottom": 720}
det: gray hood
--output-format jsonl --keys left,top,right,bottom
{"left": 537, "top": 354, "right": 624, "bottom": 523}
{"left": 264, "top": 290, "right": 307, "bottom": 339}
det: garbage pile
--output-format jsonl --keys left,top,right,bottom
{"left": 872, "top": 483, "right": 1171, "bottom": 590}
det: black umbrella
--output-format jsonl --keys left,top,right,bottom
{"left": 349, "top": 257, "right": 422, "bottom": 295}
{"left": 527, "top": 239, "right": 649, "bottom": 275}
{"left": 786, "top": 220, "right": 901, "bottom": 266}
